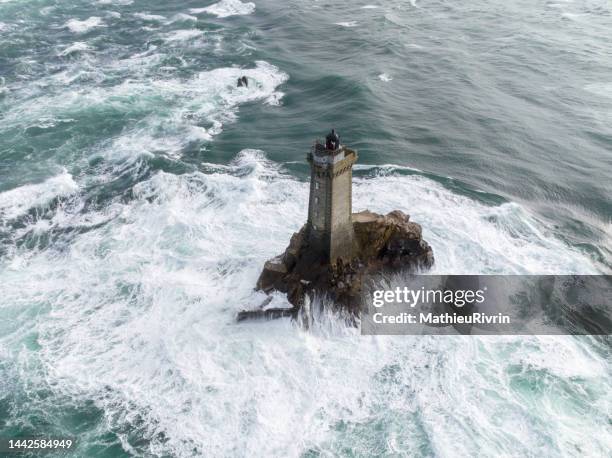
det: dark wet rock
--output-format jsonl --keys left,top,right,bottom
{"left": 238, "top": 210, "right": 433, "bottom": 321}
{"left": 236, "top": 307, "right": 294, "bottom": 322}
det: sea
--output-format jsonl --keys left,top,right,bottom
{"left": 0, "top": 0, "right": 610, "bottom": 456}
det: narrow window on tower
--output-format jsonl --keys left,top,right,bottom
{"left": 315, "top": 181, "right": 320, "bottom": 190}
{"left": 315, "top": 197, "right": 319, "bottom": 204}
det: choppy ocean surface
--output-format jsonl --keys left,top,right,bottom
{"left": 0, "top": 0, "right": 611, "bottom": 456}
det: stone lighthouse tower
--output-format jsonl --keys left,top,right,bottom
{"left": 306, "top": 131, "right": 358, "bottom": 264}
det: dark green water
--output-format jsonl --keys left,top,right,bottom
{"left": 0, "top": 1, "right": 610, "bottom": 457}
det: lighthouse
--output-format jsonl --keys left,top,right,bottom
{"left": 250, "top": 131, "right": 433, "bottom": 320}
{"left": 306, "top": 131, "right": 358, "bottom": 264}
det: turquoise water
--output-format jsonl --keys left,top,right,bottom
{"left": 0, "top": 1, "right": 610, "bottom": 456}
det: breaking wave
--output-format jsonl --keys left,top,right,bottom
{"left": 1, "top": 1, "right": 610, "bottom": 456}
{"left": 3, "top": 60, "right": 288, "bottom": 166}
{"left": 0, "top": 171, "right": 78, "bottom": 221}
{"left": 64, "top": 17, "right": 105, "bottom": 33}
{"left": 0, "top": 150, "right": 606, "bottom": 456}
{"left": 190, "top": 0, "right": 256, "bottom": 18}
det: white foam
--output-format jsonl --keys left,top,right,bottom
{"left": 58, "top": 42, "right": 91, "bottom": 57}
{"left": 378, "top": 73, "right": 393, "bottom": 82}
{"left": 353, "top": 172, "right": 598, "bottom": 274}
{"left": 163, "top": 29, "right": 204, "bottom": 42}
{"left": 190, "top": 0, "right": 255, "bottom": 18}
{"left": 64, "top": 17, "right": 105, "bottom": 34}
{"left": 40, "top": 5, "right": 55, "bottom": 15}
{"left": 2, "top": 62, "right": 287, "bottom": 161}
{"left": 169, "top": 13, "right": 198, "bottom": 23}
{"left": 561, "top": 12, "right": 584, "bottom": 20}
{"left": 0, "top": 171, "right": 78, "bottom": 221}
{"left": 335, "top": 21, "right": 358, "bottom": 27}
{"left": 1, "top": 152, "right": 607, "bottom": 457}
{"left": 361, "top": 5, "right": 379, "bottom": 9}
{"left": 134, "top": 12, "right": 166, "bottom": 21}
{"left": 355, "top": 163, "right": 422, "bottom": 172}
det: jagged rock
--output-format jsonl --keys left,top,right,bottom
{"left": 247, "top": 210, "right": 433, "bottom": 319}
{"left": 236, "top": 308, "right": 294, "bottom": 322}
